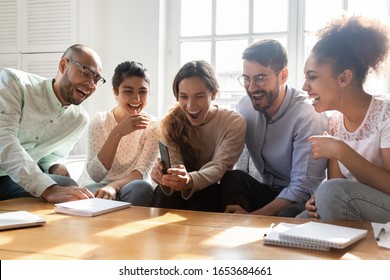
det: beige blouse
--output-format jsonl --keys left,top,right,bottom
{"left": 161, "top": 106, "right": 247, "bottom": 199}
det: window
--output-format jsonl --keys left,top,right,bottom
{"left": 174, "top": 0, "right": 390, "bottom": 110}
{"left": 178, "top": 0, "right": 289, "bottom": 110}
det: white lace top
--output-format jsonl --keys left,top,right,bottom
{"left": 86, "top": 110, "right": 160, "bottom": 184}
{"left": 328, "top": 96, "right": 390, "bottom": 180}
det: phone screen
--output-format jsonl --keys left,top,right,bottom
{"left": 159, "top": 141, "right": 171, "bottom": 174}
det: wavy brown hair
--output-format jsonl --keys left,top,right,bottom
{"left": 161, "top": 60, "right": 219, "bottom": 171}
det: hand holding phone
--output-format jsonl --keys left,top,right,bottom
{"left": 159, "top": 141, "right": 171, "bottom": 174}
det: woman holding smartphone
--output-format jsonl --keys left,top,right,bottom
{"left": 150, "top": 60, "right": 247, "bottom": 212}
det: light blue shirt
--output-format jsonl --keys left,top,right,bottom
{"left": 236, "top": 86, "right": 328, "bottom": 203}
{"left": 0, "top": 68, "right": 89, "bottom": 197}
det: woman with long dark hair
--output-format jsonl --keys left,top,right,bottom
{"left": 151, "top": 60, "right": 247, "bottom": 212}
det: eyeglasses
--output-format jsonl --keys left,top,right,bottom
{"left": 66, "top": 59, "right": 106, "bottom": 87}
{"left": 238, "top": 67, "right": 283, "bottom": 88}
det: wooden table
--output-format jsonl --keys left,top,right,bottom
{"left": 0, "top": 197, "right": 388, "bottom": 260}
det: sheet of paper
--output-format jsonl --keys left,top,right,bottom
{"left": 371, "top": 222, "right": 390, "bottom": 249}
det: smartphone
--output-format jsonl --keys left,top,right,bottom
{"left": 159, "top": 141, "right": 171, "bottom": 174}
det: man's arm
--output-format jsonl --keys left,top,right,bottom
{"left": 0, "top": 69, "right": 57, "bottom": 197}
{"left": 276, "top": 109, "right": 328, "bottom": 205}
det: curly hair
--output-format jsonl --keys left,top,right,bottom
{"left": 312, "top": 15, "right": 390, "bottom": 85}
{"left": 161, "top": 60, "right": 219, "bottom": 171}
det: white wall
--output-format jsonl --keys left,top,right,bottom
{"left": 78, "top": 0, "right": 176, "bottom": 119}
{"left": 66, "top": 0, "right": 178, "bottom": 155}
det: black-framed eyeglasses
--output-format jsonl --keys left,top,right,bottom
{"left": 238, "top": 67, "right": 284, "bottom": 88}
{"left": 66, "top": 59, "right": 106, "bottom": 87}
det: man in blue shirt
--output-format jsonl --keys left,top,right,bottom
{"left": 0, "top": 44, "right": 105, "bottom": 203}
{"left": 220, "top": 39, "right": 328, "bottom": 216}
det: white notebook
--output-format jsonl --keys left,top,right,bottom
{"left": 0, "top": 211, "right": 46, "bottom": 230}
{"left": 55, "top": 198, "right": 131, "bottom": 217}
{"left": 263, "top": 222, "right": 330, "bottom": 251}
{"left": 279, "top": 221, "right": 367, "bottom": 249}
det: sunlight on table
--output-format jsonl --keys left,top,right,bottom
{"left": 201, "top": 226, "right": 268, "bottom": 248}
{"left": 96, "top": 213, "right": 186, "bottom": 238}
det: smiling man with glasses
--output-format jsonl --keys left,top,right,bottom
{"left": 220, "top": 39, "right": 329, "bottom": 217}
{"left": 0, "top": 44, "right": 104, "bottom": 203}
{"left": 238, "top": 67, "right": 283, "bottom": 89}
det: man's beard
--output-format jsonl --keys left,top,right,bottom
{"left": 59, "top": 74, "right": 81, "bottom": 105}
{"left": 248, "top": 87, "right": 279, "bottom": 113}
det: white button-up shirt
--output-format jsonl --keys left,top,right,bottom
{"left": 0, "top": 68, "right": 89, "bottom": 197}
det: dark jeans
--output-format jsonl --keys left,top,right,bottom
{"left": 220, "top": 170, "right": 304, "bottom": 217}
{"left": 151, "top": 183, "right": 222, "bottom": 212}
{"left": 0, "top": 174, "right": 78, "bottom": 201}
{"left": 85, "top": 180, "right": 154, "bottom": 206}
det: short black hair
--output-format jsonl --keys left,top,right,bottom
{"left": 112, "top": 61, "right": 150, "bottom": 92}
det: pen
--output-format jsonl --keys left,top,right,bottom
{"left": 263, "top": 223, "right": 275, "bottom": 238}
{"left": 376, "top": 227, "right": 386, "bottom": 241}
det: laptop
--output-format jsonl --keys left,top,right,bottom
{"left": 0, "top": 210, "right": 46, "bottom": 230}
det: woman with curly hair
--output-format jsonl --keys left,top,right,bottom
{"left": 298, "top": 15, "right": 390, "bottom": 222}
{"left": 150, "top": 60, "right": 247, "bottom": 212}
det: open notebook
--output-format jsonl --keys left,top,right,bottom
{"left": 0, "top": 211, "right": 46, "bottom": 230}
{"left": 55, "top": 198, "right": 131, "bottom": 217}
{"left": 278, "top": 221, "right": 367, "bottom": 249}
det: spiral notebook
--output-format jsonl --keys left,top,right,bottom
{"left": 279, "top": 221, "right": 367, "bottom": 249}
{"left": 263, "top": 222, "right": 330, "bottom": 251}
